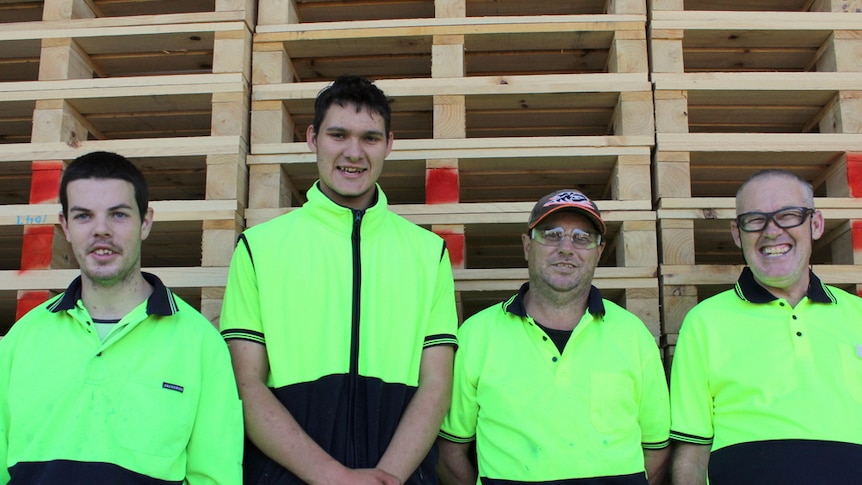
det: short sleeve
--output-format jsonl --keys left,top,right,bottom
{"left": 220, "top": 236, "right": 264, "bottom": 343}
{"left": 637, "top": 329, "right": 671, "bottom": 449}
{"left": 422, "top": 245, "right": 458, "bottom": 349}
{"left": 439, "top": 315, "right": 480, "bottom": 443}
{"left": 669, "top": 309, "right": 715, "bottom": 446}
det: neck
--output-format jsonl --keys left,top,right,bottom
{"left": 524, "top": 287, "right": 589, "bottom": 331}
{"left": 81, "top": 272, "right": 152, "bottom": 320}
{"left": 765, "top": 277, "right": 809, "bottom": 308}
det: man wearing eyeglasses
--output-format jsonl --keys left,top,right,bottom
{"left": 437, "top": 189, "right": 670, "bottom": 485}
{"left": 670, "top": 169, "right": 862, "bottom": 485}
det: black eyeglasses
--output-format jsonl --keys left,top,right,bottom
{"left": 736, "top": 207, "right": 815, "bottom": 233}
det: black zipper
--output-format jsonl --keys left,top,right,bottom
{"left": 347, "top": 208, "right": 364, "bottom": 465}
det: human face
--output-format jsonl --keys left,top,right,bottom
{"left": 59, "top": 178, "right": 153, "bottom": 289}
{"left": 522, "top": 211, "right": 605, "bottom": 298}
{"left": 307, "top": 102, "right": 393, "bottom": 210}
{"left": 731, "top": 174, "right": 823, "bottom": 300}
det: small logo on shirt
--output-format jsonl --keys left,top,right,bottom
{"left": 856, "top": 345, "right": 862, "bottom": 359}
{"left": 162, "top": 382, "right": 184, "bottom": 393}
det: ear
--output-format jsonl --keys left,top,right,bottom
{"left": 59, "top": 212, "right": 71, "bottom": 242}
{"left": 730, "top": 220, "right": 742, "bottom": 249}
{"left": 521, "top": 232, "right": 531, "bottom": 261}
{"left": 141, "top": 207, "right": 154, "bottom": 241}
{"left": 811, "top": 210, "right": 825, "bottom": 240}
{"left": 306, "top": 125, "right": 317, "bottom": 152}
{"left": 385, "top": 132, "right": 394, "bottom": 157}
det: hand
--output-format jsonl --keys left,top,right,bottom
{"left": 321, "top": 466, "right": 401, "bottom": 485}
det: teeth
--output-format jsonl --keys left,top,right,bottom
{"left": 94, "top": 249, "right": 114, "bottom": 255}
{"left": 339, "top": 167, "right": 365, "bottom": 173}
{"left": 762, "top": 245, "right": 789, "bottom": 256}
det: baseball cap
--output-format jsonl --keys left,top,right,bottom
{"left": 527, "top": 189, "right": 606, "bottom": 236}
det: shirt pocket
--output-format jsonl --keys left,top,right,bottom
{"left": 110, "top": 372, "right": 196, "bottom": 458}
{"left": 590, "top": 371, "right": 637, "bottom": 435}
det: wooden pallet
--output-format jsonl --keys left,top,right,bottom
{"left": 0, "top": 0, "right": 255, "bottom": 325}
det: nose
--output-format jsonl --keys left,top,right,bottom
{"left": 556, "top": 235, "right": 577, "bottom": 253}
{"left": 761, "top": 216, "right": 783, "bottom": 236}
{"left": 343, "top": 136, "right": 363, "bottom": 161}
{"left": 92, "top": 214, "right": 111, "bottom": 236}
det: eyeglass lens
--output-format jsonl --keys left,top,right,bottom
{"left": 532, "top": 227, "right": 600, "bottom": 248}
{"left": 737, "top": 207, "right": 813, "bottom": 232}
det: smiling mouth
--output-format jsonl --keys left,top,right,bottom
{"left": 92, "top": 248, "right": 116, "bottom": 256}
{"left": 338, "top": 166, "right": 366, "bottom": 174}
{"left": 761, "top": 244, "right": 790, "bottom": 257}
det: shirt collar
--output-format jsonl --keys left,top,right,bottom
{"left": 47, "top": 272, "right": 179, "bottom": 316}
{"left": 503, "top": 282, "right": 606, "bottom": 318}
{"left": 734, "top": 266, "right": 834, "bottom": 304}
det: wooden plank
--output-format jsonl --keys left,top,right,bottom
{"left": 0, "top": 136, "right": 244, "bottom": 162}
{"left": 0, "top": 267, "right": 228, "bottom": 290}
{"left": 253, "top": 73, "right": 651, "bottom": 100}
{"left": 658, "top": 197, "right": 862, "bottom": 221}
{"left": 653, "top": 72, "right": 862, "bottom": 91}
{"left": 256, "top": 15, "right": 646, "bottom": 38}
{"left": 0, "top": 14, "right": 247, "bottom": 40}
{"left": 651, "top": 10, "right": 862, "bottom": 31}
{"left": 662, "top": 264, "right": 862, "bottom": 285}
{"left": 0, "top": 199, "right": 242, "bottom": 226}
{"left": 669, "top": 0, "right": 812, "bottom": 10}
{"left": 252, "top": 136, "right": 652, "bottom": 158}
{"left": 0, "top": 73, "right": 245, "bottom": 102}
{"left": 657, "top": 133, "right": 862, "bottom": 151}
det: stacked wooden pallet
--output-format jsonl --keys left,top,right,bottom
{"left": 248, "top": 0, "right": 661, "bottom": 334}
{"left": 0, "top": 0, "right": 255, "bottom": 328}
{"left": 650, "top": 0, "right": 862, "bottom": 354}
{"left": 1, "top": 0, "right": 859, "bottom": 351}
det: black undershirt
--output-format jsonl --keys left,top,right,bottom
{"left": 535, "top": 321, "right": 572, "bottom": 354}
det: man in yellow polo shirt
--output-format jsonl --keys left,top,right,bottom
{"left": 438, "top": 189, "right": 670, "bottom": 485}
{"left": 670, "top": 169, "right": 862, "bottom": 484}
{"left": 0, "top": 151, "right": 242, "bottom": 484}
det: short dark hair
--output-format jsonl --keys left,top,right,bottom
{"left": 59, "top": 151, "right": 149, "bottom": 220}
{"left": 311, "top": 75, "right": 392, "bottom": 136}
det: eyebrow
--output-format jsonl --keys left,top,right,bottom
{"left": 324, "top": 126, "right": 386, "bottom": 138}
{"left": 69, "top": 203, "right": 134, "bottom": 213}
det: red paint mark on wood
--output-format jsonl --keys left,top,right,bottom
{"left": 847, "top": 154, "right": 862, "bottom": 198}
{"left": 16, "top": 291, "right": 51, "bottom": 321}
{"left": 852, "top": 220, "right": 862, "bottom": 252}
{"left": 426, "top": 168, "right": 459, "bottom": 205}
{"left": 16, "top": 160, "right": 65, "bottom": 320}
{"left": 29, "top": 160, "right": 64, "bottom": 204}
{"left": 435, "top": 230, "right": 465, "bottom": 269}
{"left": 21, "top": 226, "right": 55, "bottom": 269}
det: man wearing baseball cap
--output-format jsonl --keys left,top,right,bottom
{"left": 437, "top": 189, "right": 670, "bottom": 484}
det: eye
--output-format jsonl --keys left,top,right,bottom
{"left": 776, "top": 209, "right": 803, "bottom": 221}
{"left": 572, "top": 232, "right": 592, "bottom": 244}
{"left": 541, "top": 228, "right": 565, "bottom": 242}
{"left": 741, "top": 214, "right": 767, "bottom": 226}
{"left": 72, "top": 213, "right": 90, "bottom": 221}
